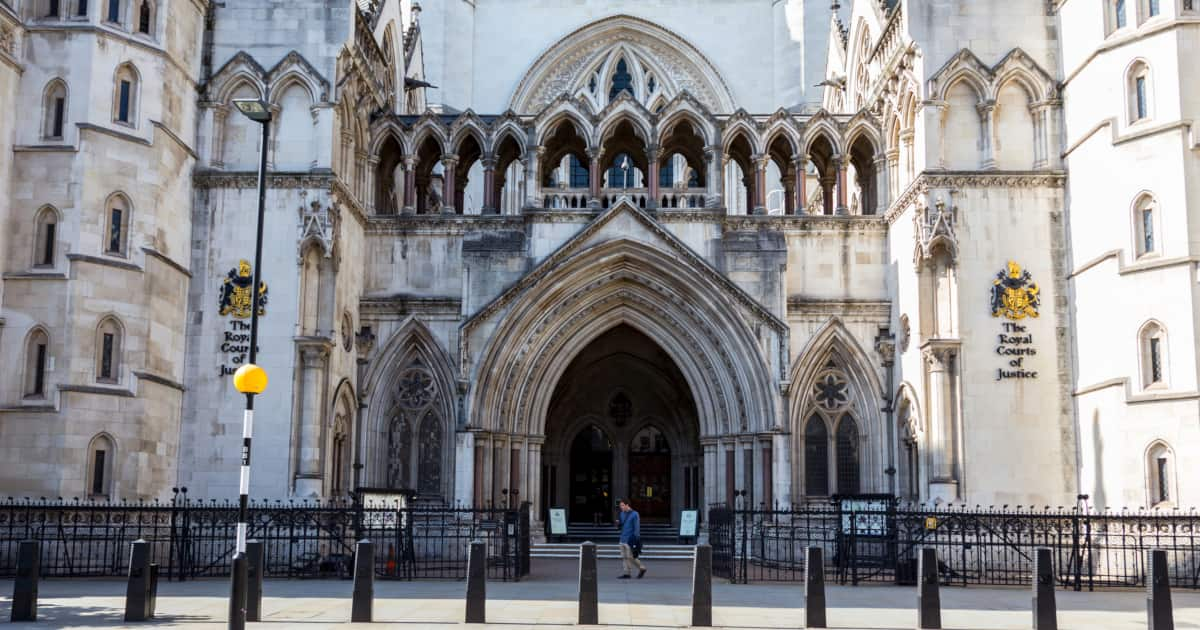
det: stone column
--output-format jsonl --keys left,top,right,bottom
{"left": 401, "top": 157, "right": 417, "bottom": 214}
{"left": 794, "top": 157, "right": 807, "bottom": 215}
{"left": 647, "top": 144, "right": 661, "bottom": 209}
{"left": 772, "top": 433, "right": 790, "bottom": 508}
{"left": 835, "top": 155, "right": 849, "bottom": 215}
{"left": 527, "top": 441, "right": 543, "bottom": 529}
{"left": 701, "top": 440, "right": 718, "bottom": 509}
{"left": 441, "top": 154, "right": 458, "bottom": 214}
{"left": 874, "top": 154, "right": 889, "bottom": 215}
{"left": 923, "top": 344, "right": 959, "bottom": 502}
{"left": 751, "top": 153, "right": 768, "bottom": 215}
{"left": 366, "top": 156, "right": 381, "bottom": 214}
{"left": 267, "top": 104, "right": 282, "bottom": 170}
{"left": 587, "top": 148, "right": 602, "bottom": 208}
{"left": 455, "top": 431, "right": 476, "bottom": 506}
{"left": 977, "top": 100, "right": 997, "bottom": 170}
{"left": 295, "top": 344, "right": 331, "bottom": 498}
{"left": 900, "top": 129, "right": 915, "bottom": 181}
{"left": 210, "top": 104, "right": 229, "bottom": 169}
{"left": 1030, "top": 102, "right": 1051, "bottom": 169}
{"left": 480, "top": 156, "right": 497, "bottom": 214}
{"left": 781, "top": 173, "right": 795, "bottom": 215}
{"left": 820, "top": 171, "right": 836, "bottom": 216}
{"left": 886, "top": 148, "right": 900, "bottom": 200}
{"left": 479, "top": 434, "right": 493, "bottom": 507}
{"left": 704, "top": 146, "right": 724, "bottom": 209}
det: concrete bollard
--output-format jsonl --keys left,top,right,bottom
{"left": 804, "top": 546, "right": 826, "bottom": 628}
{"left": 1032, "top": 547, "right": 1056, "bottom": 630}
{"left": 10, "top": 540, "right": 40, "bottom": 622}
{"left": 351, "top": 539, "right": 375, "bottom": 623}
{"left": 691, "top": 543, "right": 713, "bottom": 627}
{"left": 578, "top": 541, "right": 599, "bottom": 625}
{"left": 246, "top": 540, "right": 264, "bottom": 622}
{"left": 465, "top": 539, "right": 487, "bottom": 624}
{"left": 1147, "top": 549, "right": 1174, "bottom": 630}
{"left": 917, "top": 547, "right": 941, "bottom": 630}
{"left": 125, "top": 539, "right": 154, "bottom": 621}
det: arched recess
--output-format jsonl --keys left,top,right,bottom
{"left": 894, "top": 382, "right": 923, "bottom": 500}
{"left": 328, "top": 379, "right": 356, "bottom": 497}
{"left": 469, "top": 235, "right": 779, "bottom": 441}
{"left": 788, "top": 318, "right": 886, "bottom": 498}
{"left": 86, "top": 432, "right": 117, "bottom": 498}
{"left": 361, "top": 317, "right": 457, "bottom": 498}
{"left": 297, "top": 240, "right": 335, "bottom": 337}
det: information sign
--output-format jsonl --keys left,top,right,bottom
{"left": 549, "top": 508, "right": 568, "bottom": 535}
{"left": 679, "top": 510, "right": 698, "bottom": 537}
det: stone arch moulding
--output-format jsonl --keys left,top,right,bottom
{"left": 360, "top": 316, "right": 457, "bottom": 491}
{"left": 788, "top": 317, "right": 887, "bottom": 492}
{"left": 509, "top": 14, "right": 737, "bottom": 115}
{"left": 464, "top": 204, "right": 784, "bottom": 441}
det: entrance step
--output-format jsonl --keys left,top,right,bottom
{"left": 531, "top": 543, "right": 696, "bottom": 561}
{"left": 561, "top": 523, "right": 678, "bottom": 543}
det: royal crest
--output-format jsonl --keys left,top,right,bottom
{"left": 218, "top": 259, "right": 268, "bottom": 319}
{"left": 990, "top": 260, "right": 1040, "bottom": 320}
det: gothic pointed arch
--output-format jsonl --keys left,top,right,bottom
{"left": 510, "top": 14, "right": 736, "bottom": 114}
{"left": 656, "top": 94, "right": 718, "bottom": 148}
{"left": 362, "top": 317, "right": 456, "bottom": 496}
{"left": 789, "top": 317, "right": 886, "bottom": 495}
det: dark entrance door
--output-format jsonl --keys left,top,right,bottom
{"left": 629, "top": 425, "right": 671, "bottom": 522}
{"left": 569, "top": 425, "right": 613, "bottom": 524}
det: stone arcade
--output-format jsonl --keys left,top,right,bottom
{"left": 0, "top": 0, "right": 1196, "bottom": 522}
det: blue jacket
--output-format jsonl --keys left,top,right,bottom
{"left": 619, "top": 509, "right": 640, "bottom": 545}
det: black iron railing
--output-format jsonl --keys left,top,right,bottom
{"left": 709, "top": 503, "right": 1200, "bottom": 590}
{"left": 0, "top": 497, "right": 530, "bottom": 582}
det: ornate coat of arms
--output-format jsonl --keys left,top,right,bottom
{"left": 218, "top": 259, "right": 268, "bottom": 318}
{"left": 990, "top": 260, "right": 1040, "bottom": 320}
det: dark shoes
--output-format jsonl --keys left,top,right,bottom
{"left": 637, "top": 568, "right": 646, "bottom": 579}
{"left": 618, "top": 574, "right": 631, "bottom": 579}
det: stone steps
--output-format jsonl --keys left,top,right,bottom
{"left": 531, "top": 543, "right": 696, "bottom": 561}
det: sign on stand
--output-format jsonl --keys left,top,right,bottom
{"left": 679, "top": 510, "right": 698, "bottom": 538}
{"left": 549, "top": 509, "right": 567, "bottom": 537}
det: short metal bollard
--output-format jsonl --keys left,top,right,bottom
{"left": 917, "top": 547, "right": 941, "bottom": 630}
{"left": 125, "top": 539, "right": 154, "bottom": 621}
{"left": 148, "top": 563, "right": 160, "bottom": 619}
{"left": 465, "top": 539, "right": 487, "bottom": 623}
{"left": 578, "top": 541, "right": 599, "bottom": 625}
{"left": 11, "top": 540, "right": 40, "bottom": 622}
{"left": 804, "top": 546, "right": 826, "bottom": 628}
{"left": 246, "top": 540, "right": 264, "bottom": 622}
{"left": 1147, "top": 548, "right": 1174, "bottom": 630}
{"left": 1032, "top": 547, "right": 1056, "bottom": 630}
{"left": 691, "top": 543, "right": 713, "bottom": 627}
{"left": 352, "top": 539, "right": 375, "bottom": 623}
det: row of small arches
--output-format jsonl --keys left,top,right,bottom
{"left": 22, "top": 316, "right": 126, "bottom": 400}
{"left": 39, "top": 64, "right": 142, "bottom": 140}
{"left": 30, "top": 194, "right": 132, "bottom": 270}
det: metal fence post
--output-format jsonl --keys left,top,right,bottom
{"left": 11, "top": 540, "right": 40, "bottom": 622}
{"left": 1033, "top": 547, "right": 1057, "bottom": 630}
{"left": 352, "top": 539, "right": 375, "bottom": 622}
{"left": 692, "top": 543, "right": 713, "bottom": 627}
{"left": 578, "top": 541, "right": 598, "bottom": 625}
{"left": 1147, "top": 548, "right": 1173, "bottom": 630}
{"left": 465, "top": 539, "right": 487, "bottom": 623}
{"left": 917, "top": 547, "right": 941, "bottom": 629}
{"left": 804, "top": 546, "right": 826, "bottom": 628}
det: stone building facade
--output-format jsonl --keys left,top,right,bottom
{"left": 0, "top": 0, "right": 1194, "bottom": 523}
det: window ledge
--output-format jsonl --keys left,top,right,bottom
{"left": 3, "top": 271, "right": 67, "bottom": 280}
{"left": 59, "top": 384, "right": 135, "bottom": 398}
{"left": 0, "top": 404, "right": 57, "bottom": 413}
{"left": 67, "top": 253, "right": 142, "bottom": 273}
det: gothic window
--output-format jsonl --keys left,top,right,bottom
{"left": 1111, "top": 0, "right": 1128, "bottom": 30}
{"left": 804, "top": 415, "right": 829, "bottom": 496}
{"left": 105, "top": 0, "right": 119, "bottom": 23}
{"left": 95, "top": 317, "right": 123, "bottom": 383}
{"left": 417, "top": 411, "right": 442, "bottom": 495}
{"left": 330, "top": 416, "right": 350, "bottom": 496}
{"left": 386, "top": 415, "right": 411, "bottom": 488}
{"left": 568, "top": 154, "right": 589, "bottom": 188}
{"left": 1127, "top": 60, "right": 1151, "bottom": 124}
{"left": 1133, "top": 193, "right": 1158, "bottom": 257}
{"left": 136, "top": 0, "right": 151, "bottom": 34}
{"left": 608, "top": 57, "right": 633, "bottom": 101}
{"left": 24, "top": 328, "right": 50, "bottom": 398}
{"left": 397, "top": 367, "right": 434, "bottom": 409}
{"left": 813, "top": 368, "right": 850, "bottom": 412}
{"left": 104, "top": 193, "right": 130, "bottom": 256}
{"left": 1146, "top": 442, "right": 1173, "bottom": 507}
{"left": 659, "top": 158, "right": 673, "bottom": 188}
{"left": 836, "top": 415, "right": 861, "bottom": 495}
{"left": 897, "top": 396, "right": 919, "bottom": 500}
{"left": 113, "top": 63, "right": 139, "bottom": 126}
{"left": 87, "top": 434, "right": 114, "bottom": 497}
{"left": 43, "top": 79, "right": 67, "bottom": 140}
{"left": 1138, "top": 320, "right": 1168, "bottom": 388}
{"left": 34, "top": 206, "right": 58, "bottom": 267}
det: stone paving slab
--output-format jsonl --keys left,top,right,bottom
{"left": 2, "top": 558, "right": 1199, "bottom": 629}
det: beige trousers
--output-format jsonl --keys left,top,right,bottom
{"left": 619, "top": 543, "right": 645, "bottom": 574}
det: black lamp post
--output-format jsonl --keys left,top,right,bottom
{"left": 228, "top": 97, "right": 272, "bottom": 630}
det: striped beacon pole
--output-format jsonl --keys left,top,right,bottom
{"left": 228, "top": 97, "right": 272, "bottom": 630}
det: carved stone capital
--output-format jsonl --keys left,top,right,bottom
{"left": 921, "top": 340, "right": 960, "bottom": 370}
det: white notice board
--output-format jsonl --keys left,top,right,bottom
{"left": 679, "top": 510, "right": 698, "bottom": 537}
{"left": 549, "top": 508, "right": 568, "bottom": 535}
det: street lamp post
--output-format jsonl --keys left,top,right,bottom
{"left": 229, "top": 97, "right": 273, "bottom": 630}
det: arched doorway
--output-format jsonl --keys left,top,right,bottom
{"left": 543, "top": 325, "right": 700, "bottom": 525}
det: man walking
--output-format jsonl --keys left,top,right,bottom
{"left": 616, "top": 499, "right": 646, "bottom": 579}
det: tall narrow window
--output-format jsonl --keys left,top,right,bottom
{"left": 1139, "top": 321, "right": 1168, "bottom": 388}
{"left": 1116, "top": 0, "right": 1128, "bottom": 27}
{"left": 1135, "top": 76, "right": 1147, "bottom": 120}
{"left": 836, "top": 416, "right": 861, "bottom": 495}
{"left": 106, "top": 0, "right": 119, "bottom": 22}
{"left": 1134, "top": 194, "right": 1158, "bottom": 257}
{"left": 1142, "top": 206, "right": 1155, "bottom": 253}
{"left": 87, "top": 434, "right": 114, "bottom": 497}
{"left": 43, "top": 80, "right": 68, "bottom": 140}
{"left": 1155, "top": 456, "right": 1169, "bottom": 502}
{"left": 608, "top": 58, "right": 633, "bottom": 101}
{"left": 113, "top": 64, "right": 139, "bottom": 126}
{"left": 91, "top": 449, "right": 106, "bottom": 494}
{"left": 568, "top": 155, "right": 589, "bottom": 188}
{"left": 1148, "top": 0, "right": 1160, "bottom": 16}
{"left": 25, "top": 329, "right": 49, "bottom": 398}
{"left": 48, "top": 0, "right": 61, "bottom": 17}
{"left": 41, "top": 223, "right": 56, "bottom": 265}
{"left": 117, "top": 80, "right": 131, "bottom": 122}
{"left": 1147, "top": 442, "right": 1173, "bottom": 507}
{"left": 77, "top": 0, "right": 88, "bottom": 16}
{"left": 100, "top": 333, "right": 114, "bottom": 379}
{"left": 1127, "top": 61, "right": 1151, "bottom": 124}
{"left": 35, "top": 206, "right": 58, "bottom": 267}
{"left": 95, "top": 318, "right": 122, "bottom": 383}
{"left": 108, "top": 206, "right": 123, "bottom": 253}
{"left": 804, "top": 415, "right": 829, "bottom": 496}
{"left": 52, "top": 97, "right": 65, "bottom": 137}
{"left": 136, "top": 0, "right": 150, "bottom": 34}
{"left": 1149, "top": 336, "right": 1162, "bottom": 383}
{"left": 105, "top": 194, "right": 129, "bottom": 256}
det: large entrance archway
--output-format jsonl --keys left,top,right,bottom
{"left": 543, "top": 325, "right": 701, "bottom": 525}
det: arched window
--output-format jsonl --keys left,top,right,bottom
{"left": 1146, "top": 442, "right": 1173, "bottom": 507}
{"left": 1138, "top": 321, "right": 1168, "bottom": 388}
{"left": 105, "top": 0, "right": 120, "bottom": 23}
{"left": 804, "top": 415, "right": 829, "bottom": 496}
{"left": 104, "top": 193, "right": 130, "bottom": 256}
{"left": 87, "top": 434, "right": 115, "bottom": 497}
{"left": 417, "top": 410, "right": 442, "bottom": 495}
{"left": 608, "top": 57, "right": 633, "bottom": 101}
{"left": 95, "top": 317, "right": 123, "bottom": 383}
{"left": 113, "top": 63, "right": 139, "bottom": 126}
{"left": 24, "top": 328, "right": 50, "bottom": 398}
{"left": 836, "top": 415, "right": 861, "bottom": 494}
{"left": 1132, "top": 193, "right": 1158, "bottom": 257}
{"left": 43, "top": 79, "right": 68, "bottom": 140}
{"left": 1127, "top": 61, "right": 1151, "bottom": 124}
{"left": 136, "top": 0, "right": 151, "bottom": 34}
{"left": 1109, "top": 0, "right": 1128, "bottom": 32}
{"left": 34, "top": 206, "right": 58, "bottom": 267}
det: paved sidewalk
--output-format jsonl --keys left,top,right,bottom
{"left": 2, "top": 559, "right": 1199, "bottom": 629}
